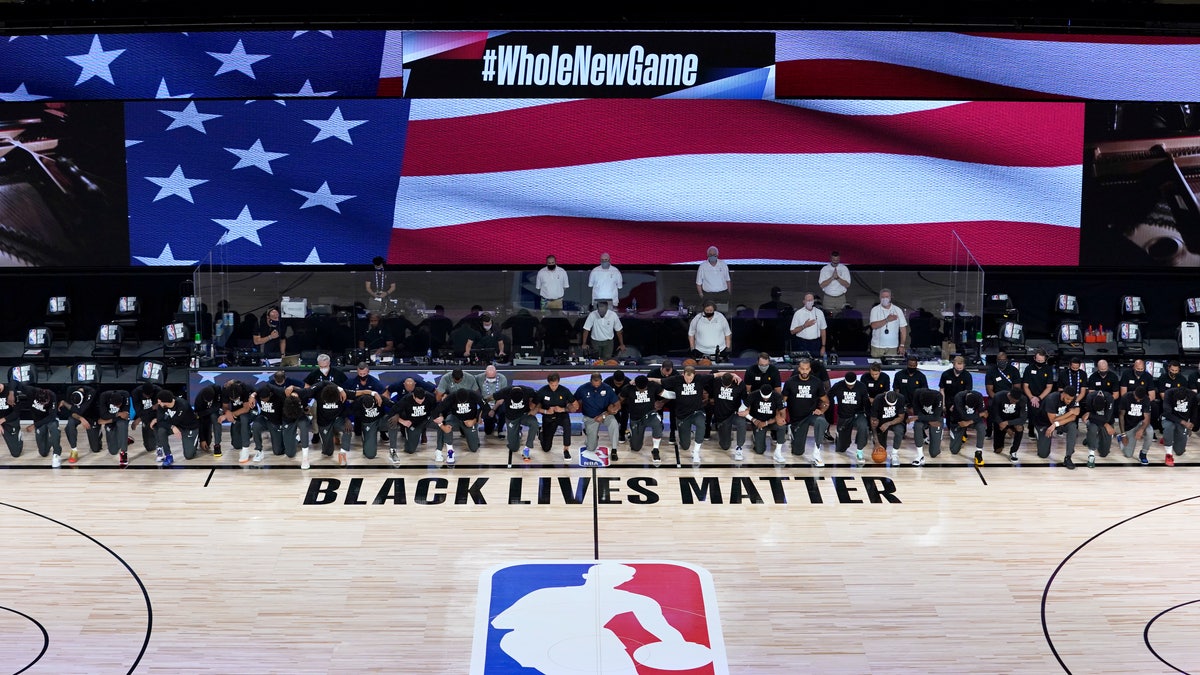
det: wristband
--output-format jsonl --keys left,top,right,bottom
{"left": 1053, "top": 421, "right": 1059, "bottom": 428}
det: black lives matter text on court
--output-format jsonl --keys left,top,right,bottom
{"left": 302, "top": 475, "right": 901, "bottom": 506}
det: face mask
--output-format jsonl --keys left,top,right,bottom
{"left": 881, "top": 298, "right": 891, "bottom": 307}
{"left": 758, "top": 364, "right": 768, "bottom": 372}
{"left": 804, "top": 301, "right": 814, "bottom": 310}
{"left": 707, "top": 255, "right": 718, "bottom": 264}
{"left": 482, "top": 323, "right": 492, "bottom": 330}
{"left": 547, "top": 263, "right": 556, "bottom": 270}
{"left": 996, "top": 360, "right": 1008, "bottom": 369}
{"left": 601, "top": 261, "right": 610, "bottom": 268}
{"left": 319, "top": 367, "right": 329, "bottom": 374}
{"left": 704, "top": 312, "right": 714, "bottom": 318}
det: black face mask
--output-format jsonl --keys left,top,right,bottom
{"left": 547, "top": 264, "right": 556, "bottom": 270}
{"left": 704, "top": 312, "right": 714, "bottom": 318}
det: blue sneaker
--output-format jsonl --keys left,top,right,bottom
{"left": 1139, "top": 451, "right": 1149, "bottom": 466}
{"left": 163, "top": 453, "right": 174, "bottom": 468}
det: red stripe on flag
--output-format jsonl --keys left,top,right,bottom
{"left": 400, "top": 99, "right": 1082, "bottom": 177}
{"left": 387, "top": 217, "right": 1079, "bottom": 267}
{"left": 774, "top": 59, "right": 1079, "bottom": 101}
{"left": 377, "top": 76, "right": 404, "bottom": 97}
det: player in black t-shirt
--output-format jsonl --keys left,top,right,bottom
{"left": 828, "top": 371, "right": 871, "bottom": 460}
{"left": 0, "top": 382, "right": 21, "bottom": 458}
{"left": 350, "top": 391, "right": 387, "bottom": 461}
{"left": 870, "top": 390, "right": 907, "bottom": 464}
{"left": 155, "top": 390, "right": 198, "bottom": 463}
{"left": 620, "top": 376, "right": 666, "bottom": 464}
{"left": 746, "top": 383, "right": 787, "bottom": 458}
{"left": 948, "top": 390, "right": 987, "bottom": 465}
{"left": 26, "top": 387, "right": 62, "bottom": 466}
{"left": 494, "top": 385, "right": 540, "bottom": 461}
{"left": 252, "top": 383, "right": 287, "bottom": 461}
{"left": 435, "top": 388, "right": 484, "bottom": 465}
{"left": 390, "top": 387, "right": 438, "bottom": 458}
{"left": 537, "top": 373, "right": 576, "bottom": 460}
{"left": 989, "top": 387, "right": 1028, "bottom": 462}
{"left": 1082, "top": 390, "right": 1116, "bottom": 467}
{"left": 221, "top": 379, "right": 256, "bottom": 464}
{"left": 193, "top": 383, "right": 224, "bottom": 458}
{"left": 656, "top": 365, "right": 733, "bottom": 464}
{"left": 709, "top": 373, "right": 748, "bottom": 461}
{"left": 60, "top": 384, "right": 99, "bottom": 462}
{"left": 1033, "top": 387, "right": 1081, "bottom": 469}
{"left": 1116, "top": 387, "right": 1152, "bottom": 463}
{"left": 910, "top": 388, "right": 943, "bottom": 465}
{"left": 1161, "top": 386, "right": 1198, "bottom": 466}
{"left": 96, "top": 389, "right": 131, "bottom": 465}
{"left": 312, "top": 381, "right": 349, "bottom": 464}
{"left": 783, "top": 359, "right": 830, "bottom": 466}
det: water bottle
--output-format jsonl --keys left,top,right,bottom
{"left": 631, "top": 297, "right": 637, "bottom": 313}
{"left": 678, "top": 298, "right": 685, "bottom": 313}
{"left": 961, "top": 329, "right": 968, "bottom": 344}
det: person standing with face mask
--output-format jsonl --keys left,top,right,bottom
{"left": 868, "top": 288, "right": 907, "bottom": 358}
{"left": 789, "top": 292, "right": 827, "bottom": 357}
{"left": 687, "top": 300, "right": 732, "bottom": 360}
{"left": 587, "top": 252, "right": 623, "bottom": 310}
{"left": 695, "top": 245, "right": 731, "bottom": 313}
{"left": 535, "top": 254, "right": 569, "bottom": 311}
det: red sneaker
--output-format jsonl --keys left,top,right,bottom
{"left": 1166, "top": 454, "right": 1175, "bottom": 467}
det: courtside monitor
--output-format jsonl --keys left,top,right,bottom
{"left": 72, "top": 363, "right": 99, "bottom": 385}
{"left": 26, "top": 328, "right": 47, "bottom": 347}
{"left": 48, "top": 296, "right": 67, "bottom": 314}
{"left": 164, "top": 322, "right": 188, "bottom": 344}
{"left": 1058, "top": 321, "right": 1082, "bottom": 343}
{"left": 9, "top": 364, "right": 33, "bottom": 383}
{"left": 138, "top": 360, "right": 165, "bottom": 385}
{"left": 1056, "top": 294, "right": 1078, "bottom": 314}
{"left": 179, "top": 296, "right": 200, "bottom": 313}
{"left": 1001, "top": 322, "right": 1024, "bottom": 343}
{"left": 1119, "top": 322, "right": 1142, "bottom": 342}
{"left": 1188, "top": 298, "right": 1200, "bottom": 316}
{"left": 1122, "top": 296, "right": 1145, "bottom": 315}
{"left": 97, "top": 324, "right": 120, "bottom": 343}
{"left": 280, "top": 297, "right": 308, "bottom": 319}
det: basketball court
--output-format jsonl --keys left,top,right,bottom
{"left": 1, "top": 433, "right": 1195, "bottom": 675}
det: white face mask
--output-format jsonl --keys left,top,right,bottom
{"left": 320, "top": 366, "right": 329, "bottom": 374}
{"left": 881, "top": 297, "right": 891, "bottom": 307}
{"left": 707, "top": 255, "right": 718, "bottom": 264}
{"left": 601, "top": 261, "right": 610, "bottom": 268}
{"left": 804, "top": 301, "right": 814, "bottom": 310}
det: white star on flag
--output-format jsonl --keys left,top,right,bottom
{"left": 161, "top": 101, "right": 222, "bottom": 133}
{"left": 125, "top": 139, "right": 142, "bottom": 147}
{"left": 0, "top": 83, "right": 48, "bottom": 102}
{"left": 66, "top": 35, "right": 125, "bottom": 86}
{"left": 196, "top": 372, "right": 222, "bottom": 384}
{"left": 225, "top": 139, "right": 288, "bottom": 173}
{"left": 304, "top": 106, "right": 367, "bottom": 144}
{"left": 292, "top": 181, "right": 354, "bottom": 212}
{"left": 213, "top": 205, "right": 276, "bottom": 246}
{"left": 155, "top": 78, "right": 193, "bottom": 99}
{"left": 133, "top": 243, "right": 200, "bottom": 266}
{"left": 146, "top": 165, "right": 209, "bottom": 203}
{"left": 281, "top": 247, "right": 335, "bottom": 265}
{"left": 292, "top": 31, "right": 334, "bottom": 38}
{"left": 207, "top": 39, "right": 270, "bottom": 79}
{"left": 253, "top": 372, "right": 277, "bottom": 384}
{"left": 274, "top": 79, "right": 336, "bottom": 102}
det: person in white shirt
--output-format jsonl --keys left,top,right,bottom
{"left": 818, "top": 251, "right": 851, "bottom": 306}
{"left": 688, "top": 300, "right": 732, "bottom": 359}
{"left": 695, "top": 246, "right": 731, "bottom": 312}
{"left": 535, "top": 254, "right": 569, "bottom": 310}
{"left": 587, "top": 253, "right": 623, "bottom": 309}
{"left": 869, "top": 288, "right": 908, "bottom": 358}
{"left": 789, "top": 292, "right": 827, "bottom": 357}
{"left": 581, "top": 301, "right": 625, "bottom": 360}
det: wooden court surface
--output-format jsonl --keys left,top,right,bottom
{"left": 1, "top": 432, "right": 1198, "bottom": 674}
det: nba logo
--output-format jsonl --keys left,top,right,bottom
{"left": 471, "top": 560, "right": 729, "bottom": 674}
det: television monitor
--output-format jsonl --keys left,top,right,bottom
{"left": 9, "top": 364, "right": 33, "bottom": 383}
{"left": 1001, "top": 322, "right": 1024, "bottom": 342}
{"left": 1058, "top": 321, "right": 1081, "bottom": 343}
{"left": 1189, "top": 298, "right": 1200, "bottom": 315}
{"left": 179, "top": 296, "right": 200, "bottom": 313}
{"left": 164, "top": 322, "right": 188, "bottom": 344}
{"left": 98, "top": 324, "right": 120, "bottom": 343}
{"left": 1056, "top": 294, "right": 1078, "bottom": 313}
{"left": 1122, "top": 296, "right": 1144, "bottom": 314}
{"left": 138, "top": 360, "right": 165, "bottom": 384}
{"left": 48, "top": 296, "right": 67, "bottom": 313}
{"left": 26, "top": 328, "right": 47, "bottom": 346}
{"left": 118, "top": 296, "right": 137, "bottom": 313}
{"left": 73, "top": 363, "right": 98, "bottom": 384}
{"left": 280, "top": 297, "right": 308, "bottom": 319}
{"left": 1119, "top": 321, "right": 1142, "bottom": 342}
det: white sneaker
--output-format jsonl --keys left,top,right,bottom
{"left": 691, "top": 448, "right": 701, "bottom": 464}
{"left": 337, "top": 449, "right": 348, "bottom": 466}
{"left": 389, "top": 448, "right": 398, "bottom": 461}
{"left": 434, "top": 448, "right": 444, "bottom": 462}
{"left": 300, "top": 448, "right": 310, "bottom": 470}
{"left": 238, "top": 448, "right": 251, "bottom": 464}
{"left": 252, "top": 450, "right": 264, "bottom": 463}
{"left": 889, "top": 451, "right": 898, "bottom": 464}
{"left": 447, "top": 448, "right": 456, "bottom": 465}
{"left": 51, "top": 453, "right": 61, "bottom": 468}
{"left": 912, "top": 455, "right": 925, "bottom": 466}
{"left": 810, "top": 450, "right": 825, "bottom": 468}
{"left": 155, "top": 447, "right": 165, "bottom": 463}
{"left": 733, "top": 446, "right": 744, "bottom": 461}
{"left": 772, "top": 446, "right": 785, "bottom": 463}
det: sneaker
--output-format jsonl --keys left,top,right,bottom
{"left": 447, "top": 449, "right": 455, "bottom": 465}
{"left": 119, "top": 451, "right": 128, "bottom": 467}
{"left": 691, "top": 448, "right": 701, "bottom": 464}
{"left": 809, "top": 451, "right": 825, "bottom": 468}
{"left": 51, "top": 453, "right": 61, "bottom": 468}
{"left": 1139, "top": 451, "right": 1149, "bottom": 466}
{"left": 651, "top": 449, "right": 662, "bottom": 466}
{"left": 1087, "top": 453, "right": 1095, "bottom": 469}
{"left": 772, "top": 447, "right": 785, "bottom": 463}
{"left": 824, "top": 431, "right": 835, "bottom": 443}
{"left": 68, "top": 448, "right": 78, "bottom": 464}
{"left": 563, "top": 448, "right": 572, "bottom": 460}
{"left": 1009, "top": 450, "right": 1018, "bottom": 463}
{"left": 610, "top": 449, "right": 619, "bottom": 462}
{"left": 301, "top": 449, "right": 310, "bottom": 470}
{"left": 163, "top": 453, "right": 174, "bottom": 467}
{"left": 238, "top": 448, "right": 251, "bottom": 464}
{"left": 889, "top": 451, "right": 898, "bottom": 464}
{"left": 733, "top": 446, "right": 744, "bottom": 462}
{"left": 434, "top": 448, "right": 444, "bottom": 462}
{"left": 1064, "top": 456, "right": 1076, "bottom": 470}
{"left": 856, "top": 449, "right": 864, "bottom": 462}
{"left": 338, "top": 449, "right": 348, "bottom": 466}
{"left": 213, "top": 444, "right": 223, "bottom": 458}
{"left": 522, "top": 447, "right": 531, "bottom": 462}
{"left": 1166, "top": 454, "right": 1175, "bottom": 467}
{"left": 389, "top": 448, "right": 398, "bottom": 461}
{"left": 974, "top": 450, "right": 984, "bottom": 467}
{"left": 912, "top": 455, "right": 925, "bottom": 466}
{"left": 252, "top": 450, "right": 264, "bottom": 463}
{"left": 155, "top": 447, "right": 165, "bottom": 463}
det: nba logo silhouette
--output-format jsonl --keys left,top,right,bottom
{"left": 470, "top": 560, "right": 729, "bottom": 674}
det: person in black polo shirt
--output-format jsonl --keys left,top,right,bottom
{"left": 747, "top": 383, "right": 787, "bottom": 459}
{"left": 494, "top": 385, "right": 540, "bottom": 462}
{"left": 948, "top": 390, "right": 987, "bottom": 465}
{"left": 1082, "top": 389, "right": 1116, "bottom": 468}
{"left": 985, "top": 351, "right": 1022, "bottom": 441}
{"left": 870, "top": 390, "right": 907, "bottom": 464}
{"left": 357, "top": 311, "right": 394, "bottom": 360}
{"left": 783, "top": 359, "right": 830, "bottom": 466}
{"left": 1087, "top": 358, "right": 1120, "bottom": 402}
{"left": 537, "top": 373, "right": 576, "bottom": 460}
{"left": 743, "top": 352, "right": 782, "bottom": 395}
{"left": 828, "top": 371, "right": 871, "bottom": 461}
{"left": 655, "top": 365, "right": 733, "bottom": 465}
{"left": 1022, "top": 348, "right": 1054, "bottom": 411}
{"left": 990, "top": 387, "right": 1028, "bottom": 463}
{"left": 893, "top": 355, "right": 929, "bottom": 412}
{"left": 254, "top": 306, "right": 286, "bottom": 358}
{"left": 620, "top": 376, "right": 666, "bottom": 465}
{"left": 1161, "top": 385, "right": 1198, "bottom": 467}
{"left": 862, "top": 363, "right": 890, "bottom": 405}
{"left": 1033, "top": 386, "right": 1081, "bottom": 469}
{"left": 154, "top": 390, "right": 197, "bottom": 463}
{"left": 710, "top": 373, "right": 748, "bottom": 462}
{"left": 1117, "top": 387, "right": 1152, "bottom": 463}
{"left": 1057, "top": 356, "right": 1089, "bottom": 402}
{"left": 939, "top": 355, "right": 973, "bottom": 424}
{"left": 910, "top": 388, "right": 943, "bottom": 466}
